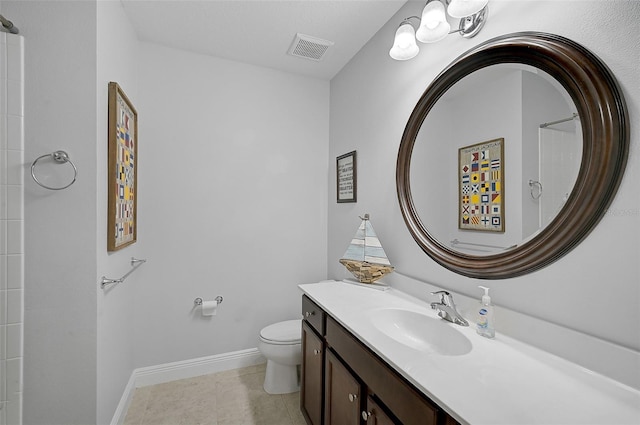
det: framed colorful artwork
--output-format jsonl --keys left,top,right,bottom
{"left": 458, "top": 138, "right": 504, "bottom": 232}
{"left": 337, "top": 150, "right": 357, "bottom": 203}
{"left": 107, "top": 82, "right": 138, "bottom": 251}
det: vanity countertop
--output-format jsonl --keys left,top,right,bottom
{"left": 299, "top": 280, "right": 640, "bottom": 425}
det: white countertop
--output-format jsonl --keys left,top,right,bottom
{"left": 299, "top": 281, "right": 640, "bottom": 425}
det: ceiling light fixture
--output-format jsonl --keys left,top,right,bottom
{"left": 389, "top": 0, "right": 488, "bottom": 61}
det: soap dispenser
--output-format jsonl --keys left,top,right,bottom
{"left": 476, "top": 286, "right": 495, "bottom": 338}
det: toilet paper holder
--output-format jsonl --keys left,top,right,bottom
{"left": 194, "top": 296, "right": 223, "bottom": 306}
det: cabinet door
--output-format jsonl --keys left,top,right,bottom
{"left": 326, "top": 317, "right": 439, "bottom": 425}
{"left": 301, "top": 321, "right": 324, "bottom": 425}
{"left": 363, "top": 396, "right": 396, "bottom": 425}
{"left": 325, "top": 350, "right": 362, "bottom": 425}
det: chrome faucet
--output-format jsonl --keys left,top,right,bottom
{"left": 430, "top": 291, "right": 469, "bottom": 326}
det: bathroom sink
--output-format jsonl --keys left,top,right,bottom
{"left": 369, "top": 308, "right": 472, "bottom": 356}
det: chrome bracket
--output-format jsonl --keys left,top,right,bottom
{"left": 458, "top": 5, "right": 488, "bottom": 38}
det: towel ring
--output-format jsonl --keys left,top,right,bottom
{"left": 529, "top": 179, "right": 543, "bottom": 200}
{"left": 31, "top": 150, "right": 77, "bottom": 190}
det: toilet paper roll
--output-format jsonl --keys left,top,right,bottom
{"left": 201, "top": 300, "right": 218, "bottom": 316}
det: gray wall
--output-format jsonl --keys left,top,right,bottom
{"left": 2, "top": 0, "right": 638, "bottom": 423}
{"left": 2, "top": 1, "right": 329, "bottom": 424}
{"left": 329, "top": 0, "right": 640, "bottom": 352}
{"left": 96, "top": 3, "right": 139, "bottom": 423}
{"left": 1, "top": 1, "right": 99, "bottom": 424}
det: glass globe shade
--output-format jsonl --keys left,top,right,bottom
{"left": 416, "top": 1, "right": 450, "bottom": 43}
{"left": 389, "top": 23, "right": 419, "bottom": 60}
{"left": 447, "top": 0, "right": 489, "bottom": 18}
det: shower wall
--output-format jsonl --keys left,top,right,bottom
{"left": 0, "top": 31, "right": 24, "bottom": 425}
{"left": 538, "top": 127, "right": 580, "bottom": 229}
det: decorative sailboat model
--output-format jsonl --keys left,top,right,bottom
{"left": 339, "top": 214, "right": 394, "bottom": 283}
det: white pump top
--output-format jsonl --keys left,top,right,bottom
{"left": 478, "top": 286, "right": 491, "bottom": 305}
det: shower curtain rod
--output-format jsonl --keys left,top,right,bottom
{"left": 540, "top": 112, "right": 579, "bottom": 128}
{"left": 0, "top": 14, "right": 19, "bottom": 34}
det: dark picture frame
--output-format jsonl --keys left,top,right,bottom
{"left": 337, "top": 151, "right": 357, "bottom": 203}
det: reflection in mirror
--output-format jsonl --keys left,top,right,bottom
{"left": 410, "top": 64, "right": 582, "bottom": 256}
{"left": 396, "top": 32, "right": 628, "bottom": 278}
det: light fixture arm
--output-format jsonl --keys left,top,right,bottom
{"left": 397, "top": 15, "right": 422, "bottom": 28}
{"left": 440, "top": 1, "right": 488, "bottom": 38}
{"left": 407, "top": 1, "right": 488, "bottom": 39}
{"left": 455, "top": 4, "right": 487, "bottom": 38}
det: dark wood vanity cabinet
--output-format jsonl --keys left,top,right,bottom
{"left": 301, "top": 295, "right": 461, "bottom": 425}
{"left": 301, "top": 296, "right": 326, "bottom": 425}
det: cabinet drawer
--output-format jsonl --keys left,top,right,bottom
{"left": 326, "top": 317, "right": 439, "bottom": 425}
{"left": 302, "top": 295, "right": 325, "bottom": 335}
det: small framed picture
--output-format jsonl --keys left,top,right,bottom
{"left": 458, "top": 138, "right": 504, "bottom": 232}
{"left": 337, "top": 150, "right": 357, "bottom": 203}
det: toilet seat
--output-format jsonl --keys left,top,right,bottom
{"left": 259, "top": 319, "right": 301, "bottom": 345}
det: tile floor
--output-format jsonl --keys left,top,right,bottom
{"left": 123, "top": 363, "right": 307, "bottom": 425}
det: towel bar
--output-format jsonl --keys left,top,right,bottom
{"left": 101, "top": 257, "right": 146, "bottom": 288}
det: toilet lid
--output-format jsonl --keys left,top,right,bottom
{"left": 260, "top": 319, "right": 301, "bottom": 343}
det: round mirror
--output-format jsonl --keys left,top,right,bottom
{"left": 396, "top": 32, "right": 629, "bottom": 279}
{"left": 411, "top": 64, "right": 583, "bottom": 256}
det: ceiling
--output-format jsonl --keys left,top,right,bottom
{"left": 121, "top": 0, "right": 408, "bottom": 81}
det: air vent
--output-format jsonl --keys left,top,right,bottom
{"left": 287, "top": 33, "right": 334, "bottom": 61}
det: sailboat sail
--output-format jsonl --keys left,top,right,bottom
{"left": 342, "top": 219, "right": 391, "bottom": 266}
{"left": 340, "top": 214, "right": 393, "bottom": 283}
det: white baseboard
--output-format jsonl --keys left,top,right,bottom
{"left": 110, "top": 348, "right": 265, "bottom": 425}
{"left": 110, "top": 372, "right": 137, "bottom": 425}
{"left": 134, "top": 347, "right": 265, "bottom": 387}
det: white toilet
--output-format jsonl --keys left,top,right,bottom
{"left": 258, "top": 319, "right": 302, "bottom": 394}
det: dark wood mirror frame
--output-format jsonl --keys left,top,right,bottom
{"left": 396, "top": 32, "right": 629, "bottom": 279}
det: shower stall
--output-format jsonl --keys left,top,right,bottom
{"left": 537, "top": 114, "right": 581, "bottom": 229}
{"left": 0, "top": 26, "right": 24, "bottom": 425}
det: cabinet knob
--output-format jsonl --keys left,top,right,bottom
{"left": 348, "top": 393, "right": 358, "bottom": 403}
{"left": 362, "top": 411, "right": 372, "bottom": 421}
{"left": 313, "top": 349, "right": 321, "bottom": 355}
{"left": 304, "top": 311, "right": 315, "bottom": 318}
